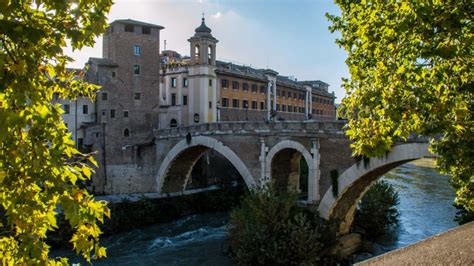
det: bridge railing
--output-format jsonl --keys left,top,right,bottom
{"left": 154, "top": 120, "right": 347, "bottom": 139}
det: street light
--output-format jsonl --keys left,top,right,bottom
{"left": 216, "top": 100, "right": 220, "bottom": 122}
{"left": 244, "top": 102, "right": 249, "bottom": 121}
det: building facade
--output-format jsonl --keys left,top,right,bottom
{"left": 60, "top": 18, "right": 337, "bottom": 194}
{"left": 157, "top": 18, "right": 336, "bottom": 128}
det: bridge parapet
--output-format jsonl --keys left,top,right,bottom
{"left": 154, "top": 120, "right": 347, "bottom": 139}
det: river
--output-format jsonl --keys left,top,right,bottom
{"left": 58, "top": 159, "right": 458, "bottom": 265}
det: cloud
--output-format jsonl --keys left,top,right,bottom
{"left": 212, "top": 12, "right": 221, "bottom": 19}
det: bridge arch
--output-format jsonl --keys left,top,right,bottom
{"left": 317, "top": 143, "right": 432, "bottom": 235}
{"left": 265, "top": 140, "right": 317, "bottom": 202}
{"left": 156, "top": 136, "right": 256, "bottom": 193}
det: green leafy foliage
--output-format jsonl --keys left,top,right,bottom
{"left": 0, "top": 0, "right": 112, "bottom": 264}
{"left": 354, "top": 180, "right": 400, "bottom": 238}
{"left": 229, "top": 187, "right": 332, "bottom": 265}
{"left": 328, "top": 1, "right": 473, "bottom": 217}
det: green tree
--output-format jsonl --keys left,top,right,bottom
{"left": 328, "top": 1, "right": 473, "bottom": 217}
{"left": 354, "top": 180, "right": 400, "bottom": 238}
{"left": 229, "top": 187, "right": 329, "bottom": 265}
{"left": 0, "top": 0, "right": 112, "bottom": 264}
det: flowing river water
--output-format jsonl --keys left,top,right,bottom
{"left": 58, "top": 159, "right": 458, "bottom": 265}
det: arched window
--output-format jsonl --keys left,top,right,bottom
{"left": 170, "top": 119, "right": 177, "bottom": 128}
{"left": 123, "top": 128, "right": 130, "bottom": 137}
{"left": 208, "top": 45, "right": 213, "bottom": 64}
{"left": 194, "top": 45, "right": 200, "bottom": 61}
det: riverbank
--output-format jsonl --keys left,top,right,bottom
{"left": 357, "top": 222, "right": 474, "bottom": 265}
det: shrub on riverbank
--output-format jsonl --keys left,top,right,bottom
{"left": 354, "top": 180, "right": 400, "bottom": 238}
{"left": 229, "top": 187, "right": 334, "bottom": 265}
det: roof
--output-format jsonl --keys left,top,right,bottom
{"left": 195, "top": 18, "right": 212, "bottom": 34}
{"left": 111, "top": 19, "right": 164, "bottom": 29}
{"left": 215, "top": 60, "right": 333, "bottom": 97}
{"left": 189, "top": 18, "right": 217, "bottom": 42}
{"left": 88, "top": 57, "right": 118, "bottom": 67}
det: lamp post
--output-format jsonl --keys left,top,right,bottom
{"left": 244, "top": 102, "right": 249, "bottom": 121}
{"left": 216, "top": 101, "right": 220, "bottom": 122}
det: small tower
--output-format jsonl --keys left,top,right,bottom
{"left": 188, "top": 16, "right": 218, "bottom": 65}
{"left": 187, "top": 16, "right": 219, "bottom": 124}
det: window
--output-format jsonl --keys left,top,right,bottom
{"left": 209, "top": 101, "right": 212, "bottom": 109}
{"left": 232, "top": 81, "right": 239, "bottom": 90}
{"left": 183, "top": 78, "right": 188, "bottom": 87}
{"left": 260, "top": 85, "right": 266, "bottom": 94}
{"left": 222, "top": 98, "right": 229, "bottom": 107}
{"left": 124, "top": 24, "right": 134, "bottom": 32}
{"left": 260, "top": 101, "right": 265, "bottom": 110}
{"left": 276, "top": 89, "right": 280, "bottom": 96}
{"left": 183, "top": 95, "right": 188, "bottom": 106}
{"left": 242, "top": 83, "right": 249, "bottom": 91}
{"left": 142, "top": 26, "right": 151, "bottom": 34}
{"left": 123, "top": 110, "right": 129, "bottom": 118}
{"left": 170, "top": 119, "right": 177, "bottom": 127}
{"left": 281, "top": 90, "right": 286, "bottom": 98}
{"left": 208, "top": 45, "right": 213, "bottom": 64}
{"left": 123, "top": 128, "right": 130, "bottom": 137}
{"left": 112, "top": 71, "right": 116, "bottom": 77}
{"left": 63, "top": 104, "right": 70, "bottom": 114}
{"left": 251, "top": 84, "right": 257, "bottom": 93}
{"left": 133, "top": 45, "right": 141, "bottom": 55}
{"left": 312, "top": 97, "right": 316, "bottom": 102}
{"left": 110, "top": 109, "right": 116, "bottom": 118}
{"left": 101, "top": 92, "right": 108, "bottom": 101}
{"left": 171, "top": 93, "right": 176, "bottom": 106}
{"left": 251, "top": 101, "right": 257, "bottom": 110}
{"left": 133, "top": 65, "right": 140, "bottom": 75}
{"left": 243, "top": 100, "right": 249, "bottom": 109}
{"left": 171, "top": 77, "right": 177, "bottom": 88}
{"left": 294, "top": 92, "right": 297, "bottom": 99}
{"left": 282, "top": 105, "right": 286, "bottom": 112}
{"left": 82, "top": 105, "right": 88, "bottom": 114}
{"left": 194, "top": 45, "right": 200, "bottom": 61}
{"left": 209, "top": 79, "right": 212, "bottom": 87}
{"left": 232, "top": 99, "right": 239, "bottom": 108}
{"left": 101, "top": 109, "right": 106, "bottom": 116}
{"left": 221, "top": 79, "right": 228, "bottom": 89}
{"left": 276, "top": 104, "right": 280, "bottom": 111}
{"left": 288, "top": 105, "right": 293, "bottom": 112}
{"left": 134, "top": 93, "right": 141, "bottom": 100}
{"left": 312, "top": 108, "right": 316, "bottom": 114}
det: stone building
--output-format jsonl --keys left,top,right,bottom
{"left": 60, "top": 18, "right": 337, "bottom": 194}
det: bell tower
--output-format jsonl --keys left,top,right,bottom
{"left": 187, "top": 16, "right": 219, "bottom": 124}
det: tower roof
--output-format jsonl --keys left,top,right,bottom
{"left": 189, "top": 17, "right": 217, "bottom": 41}
{"left": 195, "top": 17, "right": 212, "bottom": 34}
{"left": 111, "top": 19, "right": 164, "bottom": 29}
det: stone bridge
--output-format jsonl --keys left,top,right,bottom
{"left": 154, "top": 121, "right": 351, "bottom": 203}
{"left": 111, "top": 121, "right": 432, "bottom": 235}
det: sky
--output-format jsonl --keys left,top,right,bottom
{"left": 65, "top": 0, "right": 349, "bottom": 103}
